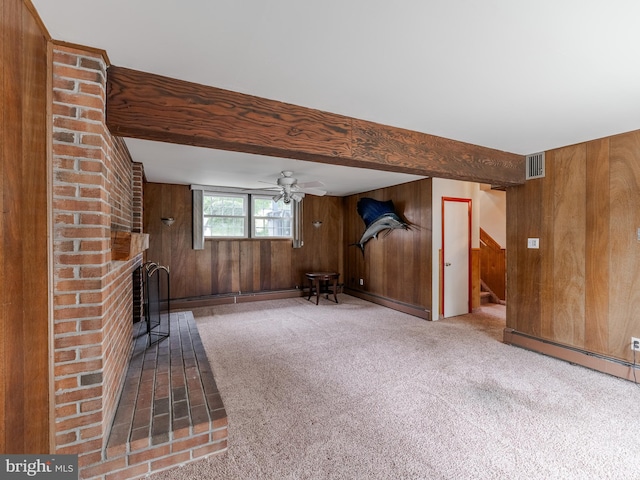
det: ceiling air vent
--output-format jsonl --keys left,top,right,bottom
{"left": 526, "top": 152, "right": 545, "bottom": 179}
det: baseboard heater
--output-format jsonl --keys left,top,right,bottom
{"left": 344, "top": 288, "right": 431, "bottom": 321}
{"left": 170, "top": 289, "right": 303, "bottom": 310}
{"left": 504, "top": 328, "right": 639, "bottom": 383}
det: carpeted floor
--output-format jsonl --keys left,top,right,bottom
{"left": 149, "top": 295, "right": 640, "bottom": 479}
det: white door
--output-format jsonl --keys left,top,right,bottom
{"left": 442, "top": 198, "right": 471, "bottom": 318}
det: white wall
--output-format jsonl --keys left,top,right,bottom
{"left": 478, "top": 186, "right": 506, "bottom": 247}
{"left": 431, "top": 178, "right": 480, "bottom": 320}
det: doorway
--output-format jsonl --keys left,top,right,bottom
{"left": 441, "top": 197, "right": 472, "bottom": 318}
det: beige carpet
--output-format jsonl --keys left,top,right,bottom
{"left": 150, "top": 295, "right": 640, "bottom": 479}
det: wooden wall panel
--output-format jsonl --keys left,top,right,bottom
{"left": 505, "top": 186, "right": 519, "bottom": 328}
{"left": 143, "top": 183, "right": 161, "bottom": 260}
{"left": 259, "top": 241, "right": 272, "bottom": 291}
{"left": 214, "top": 241, "right": 239, "bottom": 294}
{"left": 3, "top": 0, "right": 25, "bottom": 451}
{"left": 239, "top": 241, "right": 260, "bottom": 293}
{"left": 144, "top": 184, "right": 343, "bottom": 299}
{"left": 172, "top": 185, "right": 194, "bottom": 298}
{"left": 194, "top": 240, "right": 212, "bottom": 297}
{"left": 343, "top": 179, "right": 432, "bottom": 314}
{"left": 343, "top": 195, "right": 364, "bottom": 288}
{"left": 269, "top": 241, "right": 292, "bottom": 290}
{"left": 21, "top": 7, "right": 49, "bottom": 449}
{"left": 510, "top": 177, "right": 543, "bottom": 336}
{"left": 539, "top": 150, "right": 556, "bottom": 340}
{"left": 471, "top": 249, "right": 481, "bottom": 309}
{"left": 508, "top": 129, "right": 640, "bottom": 366}
{"left": 365, "top": 223, "right": 385, "bottom": 295}
{"left": 0, "top": 0, "right": 5, "bottom": 452}
{"left": 609, "top": 131, "right": 640, "bottom": 361}
{"left": 585, "top": 139, "right": 610, "bottom": 354}
{"left": 1, "top": 0, "right": 50, "bottom": 452}
{"left": 552, "top": 144, "right": 586, "bottom": 346}
{"left": 292, "top": 196, "right": 344, "bottom": 287}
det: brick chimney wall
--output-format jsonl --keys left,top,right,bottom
{"left": 51, "top": 44, "right": 143, "bottom": 474}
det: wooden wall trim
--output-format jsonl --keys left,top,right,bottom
{"left": 504, "top": 328, "right": 639, "bottom": 383}
{"left": 107, "top": 66, "right": 525, "bottom": 186}
{"left": 46, "top": 39, "right": 55, "bottom": 454}
{"left": 50, "top": 39, "right": 110, "bottom": 65}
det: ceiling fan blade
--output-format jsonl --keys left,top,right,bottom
{"left": 297, "top": 187, "right": 326, "bottom": 196}
{"left": 297, "top": 180, "right": 325, "bottom": 189}
{"left": 242, "top": 185, "right": 280, "bottom": 192}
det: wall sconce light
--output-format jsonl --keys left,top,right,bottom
{"left": 161, "top": 217, "right": 175, "bottom": 227}
{"left": 312, "top": 220, "right": 323, "bottom": 228}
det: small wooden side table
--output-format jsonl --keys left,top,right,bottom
{"left": 305, "top": 272, "right": 340, "bottom": 305}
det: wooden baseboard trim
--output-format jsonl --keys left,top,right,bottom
{"left": 344, "top": 288, "right": 431, "bottom": 320}
{"left": 171, "top": 289, "right": 303, "bottom": 310}
{"left": 503, "top": 328, "right": 640, "bottom": 383}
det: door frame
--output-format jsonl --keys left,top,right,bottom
{"left": 441, "top": 197, "right": 472, "bottom": 317}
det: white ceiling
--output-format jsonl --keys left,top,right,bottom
{"left": 32, "top": 0, "right": 640, "bottom": 195}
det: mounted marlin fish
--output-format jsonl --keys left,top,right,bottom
{"left": 353, "top": 197, "right": 409, "bottom": 253}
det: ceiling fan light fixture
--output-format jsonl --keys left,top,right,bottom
{"left": 268, "top": 171, "right": 325, "bottom": 204}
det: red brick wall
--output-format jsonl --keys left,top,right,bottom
{"left": 109, "top": 137, "right": 133, "bottom": 230}
{"left": 132, "top": 163, "right": 145, "bottom": 323}
{"left": 132, "top": 163, "right": 144, "bottom": 234}
{"left": 51, "top": 44, "right": 142, "bottom": 474}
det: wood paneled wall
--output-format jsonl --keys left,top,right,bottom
{"left": 344, "top": 179, "right": 432, "bottom": 315}
{"left": 144, "top": 183, "right": 343, "bottom": 299}
{"left": 507, "top": 130, "right": 640, "bottom": 363}
{"left": 0, "top": 0, "right": 50, "bottom": 452}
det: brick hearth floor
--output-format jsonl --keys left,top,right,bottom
{"left": 98, "top": 311, "right": 227, "bottom": 480}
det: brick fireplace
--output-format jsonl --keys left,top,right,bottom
{"left": 51, "top": 44, "right": 227, "bottom": 479}
{"left": 52, "top": 44, "right": 140, "bottom": 468}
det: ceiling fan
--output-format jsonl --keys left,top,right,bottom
{"left": 267, "top": 171, "right": 327, "bottom": 204}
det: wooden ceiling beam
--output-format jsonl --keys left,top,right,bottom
{"left": 106, "top": 66, "right": 525, "bottom": 186}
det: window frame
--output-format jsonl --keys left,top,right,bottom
{"left": 202, "top": 192, "right": 249, "bottom": 239}
{"left": 202, "top": 191, "right": 294, "bottom": 240}
{"left": 250, "top": 194, "right": 293, "bottom": 239}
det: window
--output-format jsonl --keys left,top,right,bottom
{"left": 252, "top": 195, "right": 292, "bottom": 238}
{"left": 203, "top": 193, "right": 248, "bottom": 237}
{"left": 202, "top": 192, "right": 293, "bottom": 239}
